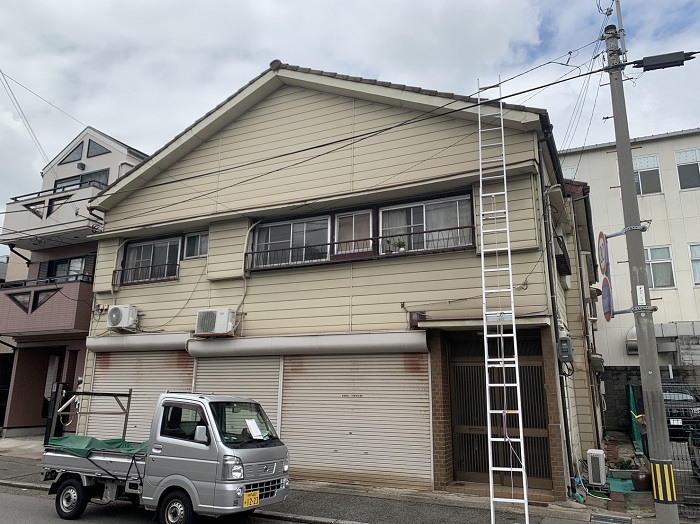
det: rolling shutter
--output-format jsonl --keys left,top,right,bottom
{"left": 194, "top": 356, "right": 281, "bottom": 429}
{"left": 86, "top": 351, "right": 193, "bottom": 441}
{"left": 281, "top": 353, "right": 432, "bottom": 489}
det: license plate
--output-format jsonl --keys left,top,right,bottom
{"left": 243, "top": 490, "right": 259, "bottom": 508}
{"left": 670, "top": 418, "right": 683, "bottom": 426}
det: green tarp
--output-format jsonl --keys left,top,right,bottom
{"left": 47, "top": 436, "right": 149, "bottom": 458}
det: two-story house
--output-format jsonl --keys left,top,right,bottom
{"left": 0, "top": 127, "right": 146, "bottom": 437}
{"left": 561, "top": 128, "right": 700, "bottom": 432}
{"left": 79, "top": 61, "right": 601, "bottom": 501}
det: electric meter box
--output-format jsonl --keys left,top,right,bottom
{"left": 558, "top": 334, "right": 574, "bottom": 363}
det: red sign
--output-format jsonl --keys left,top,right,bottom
{"left": 601, "top": 277, "right": 613, "bottom": 322}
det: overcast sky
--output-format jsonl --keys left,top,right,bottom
{"left": 1, "top": 0, "right": 698, "bottom": 256}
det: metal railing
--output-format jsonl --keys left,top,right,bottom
{"left": 113, "top": 263, "right": 180, "bottom": 286}
{"left": 0, "top": 274, "right": 93, "bottom": 290}
{"left": 10, "top": 179, "right": 108, "bottom": 203}
{"left": 246, "top": 225, "right": 474, "bottom": 269}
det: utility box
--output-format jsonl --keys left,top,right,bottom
{"left": 558, "top": 334, "right": 574, "bottom": 363}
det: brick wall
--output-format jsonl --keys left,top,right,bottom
{"left": 429, "top": 329, "right": 453, "bottom": 489}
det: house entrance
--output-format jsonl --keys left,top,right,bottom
{"left": 449, "top": 331, "right": 552, "bottom": 489}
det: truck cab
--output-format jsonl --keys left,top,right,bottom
{"left": 143, "top": 393, "right": 289, "bottom": 519}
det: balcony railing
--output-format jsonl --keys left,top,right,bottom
{"left": 10, "top": 179, "right": 108, "bottom": 203}
{"left": 0, "top": 274, "right": 93, "bottom": 290}
{"left": 113, "top": 263, "right": 180, "bottom": 287}
{"left": 246, "top": 225, "right": 474, "bottom": 269}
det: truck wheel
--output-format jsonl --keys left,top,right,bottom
{"left": 159, "top": 490, "right": 194, "bottom": 524}
{"left": 55, "top": 478, "right": 89, "bottom": 520}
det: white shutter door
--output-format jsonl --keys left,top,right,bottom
{"left": 194, "top": 357, "right": 281, "bottom": 429}
{"left": 281, "top": 353, "right": 432, "bottom": 489}
{"left": 86, "top": 351, "right": 193, "bottom": 441}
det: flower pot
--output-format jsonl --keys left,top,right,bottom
{"left": 610, "top": 468, "right": 634, "bottom": 479}
{"left": 631, "top": 471, "right": 652, "bottom": 492}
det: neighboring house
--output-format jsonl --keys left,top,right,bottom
{"left": 0, "top": 254, "right": 7, "bottom": 282}
{"left": 561, "top": 128, "right": 700, "bottom": 431}
{"left": 80, "top": 61, "right": 601, "bottom": 501}
{"left": 0, "top": 127, "right": 147, "bottom": 437}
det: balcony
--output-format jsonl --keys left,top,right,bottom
{"left": 0, "top": 182, "right": 106, "bottom": 250}
{"left": 0, "top": 275, "right": 94, "bottom": 337}
{"left": 246, "top": 225, "right": 474, "bottom": 270}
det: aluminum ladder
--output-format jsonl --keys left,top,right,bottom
{"left": 477, "top": 77, "right": 529, "bottom": 524}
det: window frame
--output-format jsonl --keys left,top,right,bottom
{"left": 253, "top": 216, "right": 331, "bottom": 267}
{"left": 379, "top": 194, "right": 473, "bottom": 253}
{"left": 159, "top": 402, "right": 209, "bottom": 443}
{"left": 334, "top": 210, "right": 373, "bottom": 254}
{"left": 122, "top": 236, "right": 181, "bottom": 284}
{"left": 49, "top": 256, "right": 87, "bottom": 282}
{"left": 632, "top": 154, "right": 662, "bottom": 196}
{"left": 183, "top": 232, "right": 209, "bottom": 259}
{"left": 675, "top": 148, "right": 700, "bottom": 191}
{"left": 644, "top": 245, "right": 676, "bottom": 289}
{"left": 53, "top": 169, "right": 110, "bottom": 192}
{"left": 690, "top": 244, "right": 700, "bottom": 286}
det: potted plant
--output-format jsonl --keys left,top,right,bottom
{"left": 392, "top": 239, "right": 407, "bottom": 253}
{"left": 609, "top": 458, "right": 638, "bottom": 479}
{"left": 384, "top": 239, "right": 394, "bottom": 255}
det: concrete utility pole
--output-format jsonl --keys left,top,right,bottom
{"left": 604, "top": 24, "right": 679, "bottom": 523}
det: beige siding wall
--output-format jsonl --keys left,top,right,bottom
{"left": 208, "top": 219, "right": 249, "bottom": 280}
{"left": 93, "top": 238, "right": 121, "bottom": 293}
{"left": 473, "top": 174, "right": 540, "bottom": 252}
{"left": 93, "top": 241, "right": 548, "bottom": 337}
{"left": 103, "top": 86, "right": 537, "bottom": 231}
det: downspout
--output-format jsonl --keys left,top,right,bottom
{"left": 8, "top": 244, "right": 31, "bottom": 268}
{"left": 537, "top": 123, "right": 575, "bottom": 497}
{"left": 0, "top": 338, "right": 16, "bottom": 351}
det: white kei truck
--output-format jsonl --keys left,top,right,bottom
{"left": 41, "top": 393, "right": 289, "bottom": 523}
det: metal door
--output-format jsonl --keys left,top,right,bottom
{"left": 450, "top": 334, "right": 552, "bottom": 489}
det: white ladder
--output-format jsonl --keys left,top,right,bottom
{"left": 477, "top": 78, "right": 529, "bottom": 524}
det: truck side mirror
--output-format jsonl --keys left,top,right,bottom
{"left": 194, "top": 425, "right": 209, "bottom": 444}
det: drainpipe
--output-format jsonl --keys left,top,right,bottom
{"left": 537, "top": 130, "right": 575, "bottom": 497}
{"left": 0, "top": 338, "right": 16, "bottom": 351}
{"left": 8, "top": 244, "right": 31, "bottom": 268}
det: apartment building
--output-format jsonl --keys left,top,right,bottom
{"left": 561, "top": 128, "right": 700, "bottom": 430}
{"left": 0, "top": 127, "right": 146, "bottom": 436}
{"left": 78, "top": 61, "right": 601, "bottom": 500}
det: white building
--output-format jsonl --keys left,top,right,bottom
{"left": 561, "top": 128, "right": 700, "bottom": 429}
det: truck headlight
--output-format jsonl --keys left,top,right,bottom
{"left": 222, "top": 455, "right": 244, "bottom": 480}
{"left": 283, "top": 451, "right": 289, "bottom": 473}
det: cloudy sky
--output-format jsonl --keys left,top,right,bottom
{"left": 0, "top": 0, "right": 698, "bottom": 256}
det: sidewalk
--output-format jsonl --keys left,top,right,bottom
{"left": 0, "top": 436, "right": 655, "bottom": 523}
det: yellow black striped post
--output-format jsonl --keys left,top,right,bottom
{"left": 650, "top": 459, "right": 677, "bottom": 504}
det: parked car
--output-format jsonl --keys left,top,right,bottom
{"left": 662, "top": 382, "right": 700, "bottom": 439}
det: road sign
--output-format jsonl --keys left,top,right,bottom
{"left": 602, "top": 276, "right": 613, "bottom": 322}
{"left": 598, "top": 231, "right": 609, "bottom": 278}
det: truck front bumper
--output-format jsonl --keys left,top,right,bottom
{"left": 213, "top": 475, "right": 290, "bottom": 515}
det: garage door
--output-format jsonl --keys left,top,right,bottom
{"left": 86, "top": 351, "right": 194, "bottom": 441}
{"left": 194, "top": 356, "right": 281, "bottom": 429}
{"left": 281, "top": 353, "right": 432, "bottom": 489}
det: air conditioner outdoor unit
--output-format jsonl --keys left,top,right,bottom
{"left": 587, "top": 449, "right": 606, "bottom": 486}
{"left": 196, "top": 308, "right": 235, "bottom": 336}
{"left": 107, "top": 305, "right": 138, "bottom": 329}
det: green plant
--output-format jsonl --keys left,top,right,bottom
{"left": 392, "top": 239, "right": 406, "bottom": 250}
{"left": 613, "top": 458, "right": 637, "bottom": 470}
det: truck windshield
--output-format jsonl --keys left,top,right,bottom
{"left": 209, "top": 401, "right": 279, "bottom": 448}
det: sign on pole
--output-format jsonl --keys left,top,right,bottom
{"left": 602, "top": 276, "right": 613, "bottom": 322}
{"left": 598, "top": 231, "right": 609, "bottom": 279}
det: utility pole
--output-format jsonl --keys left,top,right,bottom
{"left": 604, "top": 24, "right": 679, "bottom": 523}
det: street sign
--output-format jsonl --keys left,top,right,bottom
{"left": 598, "top": 231, "right": 609, "bottom": 278}
{"left": 602, "top": 276, "right": 613, "bottom": 322}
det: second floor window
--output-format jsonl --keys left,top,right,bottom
{"left": 380, "top": 196, "right": 472, "bottom": 252}
{"left": 644, "top": 246, "right": 675, "bottom": 289}
{"left": 254, "top": 218, "right": 330, "bottom": 267}
{"left": 54, "top": 169, "right": 109, "bottom": 191}
{"left": 184, "top": 232, "right": 209, "bottom": 258}
{"left": 124, "top": 238, "right": 179, "bottom": 283}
